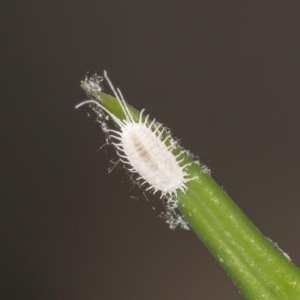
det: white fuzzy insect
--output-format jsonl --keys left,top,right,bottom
{"left": 76, "top": 71, "right": 194, "bottom": 229}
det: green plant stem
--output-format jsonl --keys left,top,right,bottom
{"left": 86, "top": 89, "right": 300, "bottom": 299}
{"left": 178, "top": 170, "right": 300, "bottom": 299}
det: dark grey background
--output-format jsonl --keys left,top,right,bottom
{"left": 1, "top": 1, "right": 299, "bottom": 299}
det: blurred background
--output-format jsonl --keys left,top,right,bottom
{"left": 1, "top": 1, "right": 299, "bottom": 299}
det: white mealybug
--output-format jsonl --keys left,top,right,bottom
{"left": 76, "top": 71, "right": 196, "bottom": 229}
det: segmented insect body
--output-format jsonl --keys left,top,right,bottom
{"left": 76, "top": 72, "right": 194, "bottom": 229}
{"left": 120, "top": 121, "right": 185, "bottom": 194}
